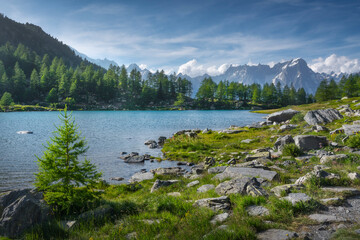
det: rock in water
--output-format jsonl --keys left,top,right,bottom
{"left": 304, "top": 109, "right": 343, "bottom": 125}
{"left": 16, "top": 130, "right": 33, "bottom": 134}
{"left": 267, "top": 109, "right": 299, "bottom": 123}
{"left": 0, "top": 189, "right": 52, "bottom": 238}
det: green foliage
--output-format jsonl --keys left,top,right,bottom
{"left": 346, "top": 134, "right": 360, "bottom": 148}
{"left": 35, "top": 106, "right": 102, "bottom": 215}
{"left": 156, "top": 196, "right": 192, "bottom": 217}
{"left": 290, "top": 112, "right": 304, "bottom": 124}
{"left": 0, "top": 92, "right": 14, "bottom": 106}
{"left": 282, "top": 143, "right": 303, "bottom": 157}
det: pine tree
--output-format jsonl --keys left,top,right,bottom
{"left": 0, "top": 92, "right": 14, "bottom": 106}
{"left": 35, "top": 107, "right": 102, "bottom": 214}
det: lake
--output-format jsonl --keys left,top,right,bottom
{"left": 0, "top": 110, "right": 266, "bottom": 191}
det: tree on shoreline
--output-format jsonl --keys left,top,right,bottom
{"left": 35, "top": 106, "right": 102, "bottom": 215}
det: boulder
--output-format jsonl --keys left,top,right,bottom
{"left": 279, "top": 124, "right": 297, "bottom": 132}
{"left": 215, "top": 177, "right": 259, "bottom": 195}
{"left": 274, "top": 135, "right": 294, "bottom": 151}
{"left": 293, "top": 135, "right": 328, "bottom": 151}
{"left": 129, "top": 172, "right": 154, "bottom": 183}
{"left": 16, "top": 130, "right": 33, "bottom": 134}
{"left": 304, "top": 109, "right": 343, "bottom": 126}
{"left": 144, "top": 140, "right": 157, "bottom": 145}
{"left": 281, "top": 193, "right": 311, "bottom": 205}
{"left": 348, "top": 172, "right": 360, "bottom": 180}
{"left": 320, "top": 154, "right": 347, "bottom": 164}
{"left": 214, "top": 167, "right": 279, "bottom": 181}
{"left": 186, "top": 180, "right": 200, "bottom": 188}
{"left": 191, "top": 165, "right": 205, "bottom": 175}
{"left": 210, "top": 212, "right": 229, "bottom": 225}
{"left": 158, "top": 136, "right": 167, "bottom": 145}
{"left": 312, "top": 125, "right": 329, "bottom": 132}
{"left": 257, "top": 229, "right": 298, "bottom": 240}
{"left": 270, "top": 184, "right": 304, "bottom": 197}
{"left": 236, "top": 158, "right": 270, "bottom": 169}
{"left": 150, "top": 167, "right": 185, "bottom": 176}
{"left": 267, "top": 109, "right": 300, "bottom": 123}
{"left": 342, "top": 124, "right": 360, "bottom": 135}
{"left": 295, "top": 169, "right": 340, "bottom": 185}
{"left": 193, "top": 196, "right": 231, "bottom": 212}
{"left": 150, "top": 179, "right": 180, "bottom": 193}
{"left": 197, "top": 184, "right": 215, "bottom": 193}
{"left": 0, "top": 189, "right": 52, "bottom": 238}
{"left": 110, "top": 177, "right": 124, "bottom": 181}
{"left": 246, "top": 205, "right": 269, "bottom": 216}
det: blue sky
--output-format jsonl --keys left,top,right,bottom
{"left": 1, "top": 0, "right": 360, "bottom": 76}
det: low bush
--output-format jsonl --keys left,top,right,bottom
{"left": 282, "top": 143, "right": 303, "bottom": 157}
{"left": 290, "top": 113, "right": 304, "bottom": 124}
{"left": 346, "top": 134, "right": 360, "bottom": 148}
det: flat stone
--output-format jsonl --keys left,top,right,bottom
{"left": 197, "top": 184, "right": 215, "bottom": 193}
{"left": 186, "top": 180, "right": 200, "bottom": 188}
{"left": 271, "top": 184, "right": 304, "bottom": 197}
{"left": 129, "top": 172, "right": 154, "bottom": 183}
{"left": 279, "top": 124, "right": 298, "bottom": 131}
{"left": 308, "top": 214, "right": 345, "bottom": 223}
{"left": 167, "top": 192, "right": 181, "bottom": 197}
{"left": 124, "top": 155, "right": 145, "bottom": 163}
{"left": 348, "top": 172, "right": 360, "bottom": 180}
{"left": 150, "top": 167, "right": 186, "bottom": 176}
{"left": 320, "top": 197, "right": 341, "bottom": 204}
{"left": 320, "top": 154, "right": 347, "bottom": 164}
{"left": 241, "top": 139, "right": 255, "bottom": 144}
{"left": 257, "top": 229, "right": 298, "bottom": 240}
{"left": 214, "top": 167, "right": 279, "bottom": 181}
{"left": 150, "top": 179, "right": 180, "bottom": 193}
{"left": 210, "top": 212, "right": 229, "bottom": 225}
{"left": 267, "top": 109, "right": 300, "bottom": 123}
{"left": 343, "top": 124, "right": 360, "bottom": 135}
{"left": 208, "top": 166, "right": 227, "bottom": 174}
{"left": 220, "top": 129, "right": 247, "bottom": 134}
{"left": 281, "top": 193, "right": 311, "bottom": 205}
{"left": 246, "top": 205, "right": 269, "bottom": 216}
{"left": 193, "top": 196, "right": 231, "bottom": 212}
{"left": 321, "top": 187, "right": 360, "bottom": 196}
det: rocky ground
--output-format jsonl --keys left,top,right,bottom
{"left": 2, "top": 98, "right": 360, "bottom": 239}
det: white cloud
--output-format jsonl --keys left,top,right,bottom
{"left": 177, "top": 60, "right": 231, "bottom": 77}
{"left": 139, "top": 64, "right": 148, "bottom": 70}
{"left": 309, "top": 54, "right": 360, "bottom": 74}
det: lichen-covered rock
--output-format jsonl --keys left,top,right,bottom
{"left": 270, "top": 184, "right": 304, "bottom": 197}
{"left": 150, "top": 167, "right": 186, "bottom": 176}
{"left": 342, "top": 124, "right": 360, "bottom": 135}
{"left": 281, "top": 193, "right": 311, "bottom": 205}
{"left": 246, "top": 205, "right": 269, "bottom": 216}
{"left": 193, "top": 196, "right": 231, "bottom": 212}
{"left": 150, "top": 179, "right": 179, "bottom": 193}
{"left": 215, "top": 177, "right": 259, "bottom": 195}
{"left": 320, "top": 154, "right": 347, "bottom": 164}
{"left": 274, "top": 135, "right": 294, "bottom": 150}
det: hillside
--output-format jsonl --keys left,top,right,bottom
{"left": 0, "top": 14, "right": 86, "bottom": 67}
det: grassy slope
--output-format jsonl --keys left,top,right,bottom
{"left": 21, "top": 97, "right": 360, "bottom": 240}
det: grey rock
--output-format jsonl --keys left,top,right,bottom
{"left": 215, "top": 177, "right": 259, "bottom": 195}
{"left": 348, "top": 172, "right": 360, "bottom": 180}
{"left": 308, "top": 214, "right": 345, "bottom": 223}
{"left": 202, "top": 128, "right": 211, "bottom": 134}
{"left": 144, "top": 140, "right": 157, "bottom": 145}
{"left": 294, "top": 135, "right": 328, "bottom": 151}
{"left": 204, "top": 157, "right": 215, "bottom": 167}
{"left": 241, "top": 139, "right": 254, "bottom": 144}
{"left": 321, "top": 187, "right": 360, "bottom": 196}
{"left": 210, "top": 212, "right": 229, "bottom": 225}
{"left": 16, "top": 130, "right": 33, "bottom": 134}
{"left": 167, "top": 192, "right": 181, "bottom": 197}
{"left": 295, "top": 169, "right": 340, "bottom": 185}
{"left": 246, "top": 184, "right": 269, "bottom": 197}
{"left": 312, "top": 125, "right": 329, "bottom": 132}
{"left": 219, "top": 129, "right": 246, "bottom": 134}
{"left": 304, "top": 108, "right": 343, "bottom": 126}
{"left": 150, "top": 179, "right": 180, "bottom": 193}
{"left": 191, "top": 165, "right": 205, "bottom": 175}
{"left": 150, "top": 167, "right": 185, "bottom": 176}
{"left": 227, "top": 158, "right": 236, "bottom": 165}
{"left": 267, "top": 109, "right": 300, "bottom": 123}
{"left": 320, "top": 197, "right": 341, "bottom": 204}
{"left": 129, "top": 172, "right": 154, "bottom": 183}
{"left": 274, "top": 135, "right": 294, "bottom": 151}
{"left": 246, "top": 205, "right": 269, "bottom": 216}
{"left": 186, "top": 180, "right": 200, "bottom": 188}
{"left": 185, "top": 131, "right": 197, "bottom": 138}
{"left": 110, "top": 177, "right": 124, "bottom": 181}
{"left": 279, "top": 124, "right": 298, "bottom": 132}
{"left": 245, "top": 152, "right": 271, "bottom": 161}
{"left": 281, "top": 193, "right": 311, "bottom": 205}
{"left": 236, "top": 158, "right": 270, "bottom": 169}
{"left": 214, "top": 167, "right": 279, "bottom": 181}
{"left": 320, "top": 154, "right": 347, "bottom": 164}
{"left": 193, "top": 196, "right": 231, "bottom": 212}
{"left": 343, "top": 124, "right": 360, "bottom": 135}
{"left": 158, "top": 136, "right": 167, "bottom": 144}
{"left": 124, "top": 155, "right": 145, "bottom": 163}
{"left": 0, "top": 189, "right": 52, "bottom": 238}
{"left": 271, "top": 184, "right": 304, "bottom": 197}
{"left": 257, "top": 229, "right": 298, "bottom": 240}
{"left": 197, "top": 184, "right": 215, "bottom": 193}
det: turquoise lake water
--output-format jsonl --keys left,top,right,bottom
{"left": 0, "top": 110, "right": 266, "bottom": 191}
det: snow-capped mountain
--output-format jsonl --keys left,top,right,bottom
{"left": 180, "top": 58, "right": 345, "bottom": 95}
{"left": 126, "top": 63, "right": 151, "bottom": 80}
{"left": 72, "top": 48, "right": 119, "bottom": 69}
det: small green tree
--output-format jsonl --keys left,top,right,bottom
{"left": 35, "top": 106, "right": 102, "bottom": 215}
{"left": 0, "top": 92, "right": 14, "bottom": 106}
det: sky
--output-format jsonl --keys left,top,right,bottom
{"left": 1, "top": 0, "right": 360, "bottom": 76}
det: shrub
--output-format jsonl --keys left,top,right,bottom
{"left": 346, "top": 134, "right": 360, "bottom": 148}
{"left": 282, "top": 143, "right": 303, "bottom": 157}
{"left": 0, "top": 92, "right": 14, "bottom": 106}
{"left": 290, "top": 113, "right": 304, "bottom": 124}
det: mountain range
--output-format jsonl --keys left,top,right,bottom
{"left": 0, "top": 14, "right": 348, "bottom": 96}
